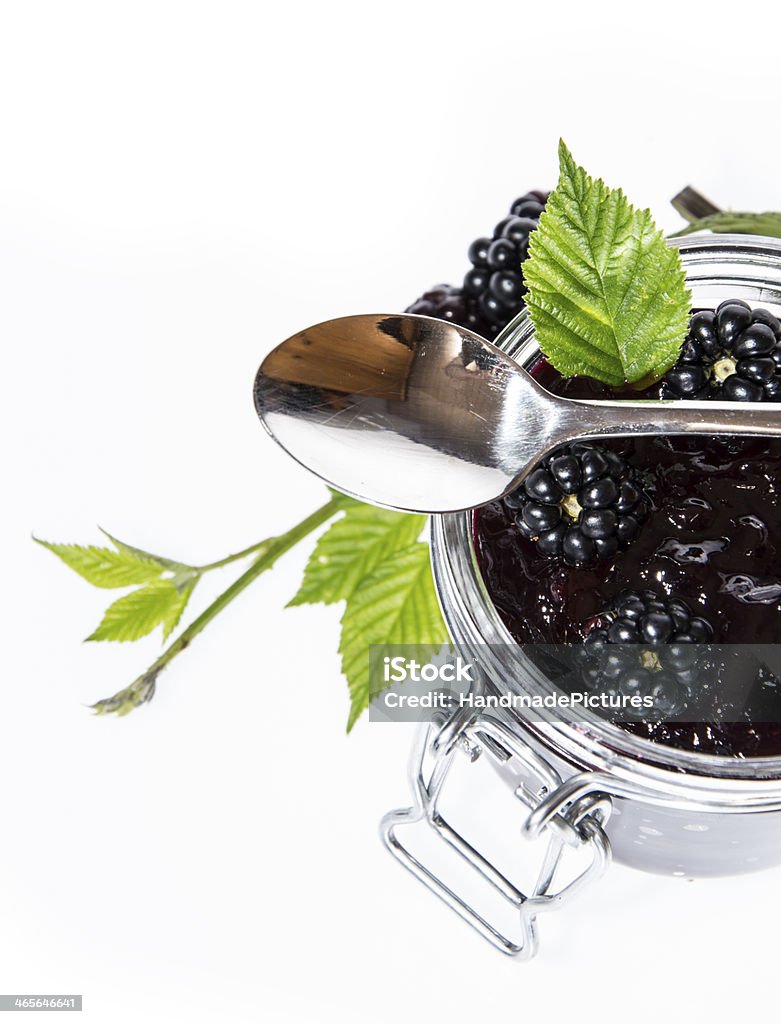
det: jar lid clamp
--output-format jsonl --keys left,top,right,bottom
{"left": 381, "top": 706, "right": 612, "bottom": 958}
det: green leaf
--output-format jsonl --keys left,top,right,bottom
{"left": 523, "top": 140, "right": 691, "bottom": 387}
{"left": 338, "top": 542, "right": 449, "bottom": 731}
{"left": 160, "top": 580, "right": 196, "bottom": 640}
{"left": 35, "top": 538, "right": 166, "bottom": 588}
{"left": 98, "top": 528, "right": 188, "bottom": 571}
{"left": 289, "top": 503, "right": 426, "bottom": 606}
{"left": 86, "top": 579, "right": 196, "bottom": 642}
{"left": 672, "top": 211, "right": 781, "bottom": 239}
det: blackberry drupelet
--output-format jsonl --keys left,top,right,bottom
{"left": 662, "top": 300, "right": 781, "bottom": 402}
{"left": 578, "top": 590, "right": 714, "bottom": 717}
{"left": 405, "top": 191, "right": 548, "bottom": 339}
{"left": 502, "top": 443, "right": 651, "bottom": 567}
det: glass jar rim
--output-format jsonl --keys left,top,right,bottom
{"left": 431, "top": 234, "right": 781, "bottom": 806}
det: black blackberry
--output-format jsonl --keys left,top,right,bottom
{"left": 578, "top": 590, "right": 714, "bottom": 717}
{"left": 662, "top": 300, "right": 781, "bottom": 402}
{"left": 405, "top": 283, "right": 471, "bottom": 327}
{"left": 405, "top": 190, "right": 548, "bottom": 340}
{"left": 502, "top": 443, "right": 651, "bottom": 566}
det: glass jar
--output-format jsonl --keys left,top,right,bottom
{"left": 382, "top": 235, "right": 781, "bottom": 959}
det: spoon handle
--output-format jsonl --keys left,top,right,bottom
{"left": 563, "top": 397, "right": 781, "bottom": 442}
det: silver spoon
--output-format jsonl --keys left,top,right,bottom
{"left": 253, "top": 313, "right": 781, "bottom": 513}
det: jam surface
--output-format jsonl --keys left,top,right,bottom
{"left": 474, "top": 365, "right": 781, "bottom": 757}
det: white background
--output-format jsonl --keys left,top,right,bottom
{"left": 4, "top": 1, "right": 781, "bottom": 1021}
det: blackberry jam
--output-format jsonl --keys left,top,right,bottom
{"left": 474, "top": 360, "right": 781, "bottom": 757}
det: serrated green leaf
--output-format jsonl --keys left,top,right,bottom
{"left": 524, "top": 140, "right": 691, "bottom": 387}
{"left": 672, "top": 211, "right": 781, "bottom": 239}
{"left": 289, "top": 504, "right": 426, "bottom": 606}
{"left": 338, "top": 543, "right": 449, "bottom": 731}
{"left": 35, "top": 538, "right": 166, "bottom": 588}
{"left": 160, "top": 579, "right": 196, "bottom": 640}
{"left": 86, "top": 579, "right": 196, "bottom": 642}
{"left": 98, "top": 528, "right": 188, "bottom": 571}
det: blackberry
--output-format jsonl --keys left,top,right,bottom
{"left": 502, "top": 443, "right": 651, "bottom": 566}
{"left": 404, "top": 283, "right": 471, "bottom": 327}
{"left": 578, "top": 590, "right": 714, "bottom": 717}
{"left": 662, "top": 300, "right": 781, "bottom": 402}
{"left": 405, "top": 190, "right": 548, "bottom": 340}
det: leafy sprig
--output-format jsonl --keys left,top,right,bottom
{"left": 37, "top": 492, "right": 447, "bottom": 726}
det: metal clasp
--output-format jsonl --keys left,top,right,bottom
{"left": 380, "top": 707, "right": 611, "bottom": 959}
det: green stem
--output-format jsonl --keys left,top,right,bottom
{"left": 196, "top": 538, "right": 276, "bottom": 572}
{"left": 93, "top": 495, "right": 345, "bottom": 715}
